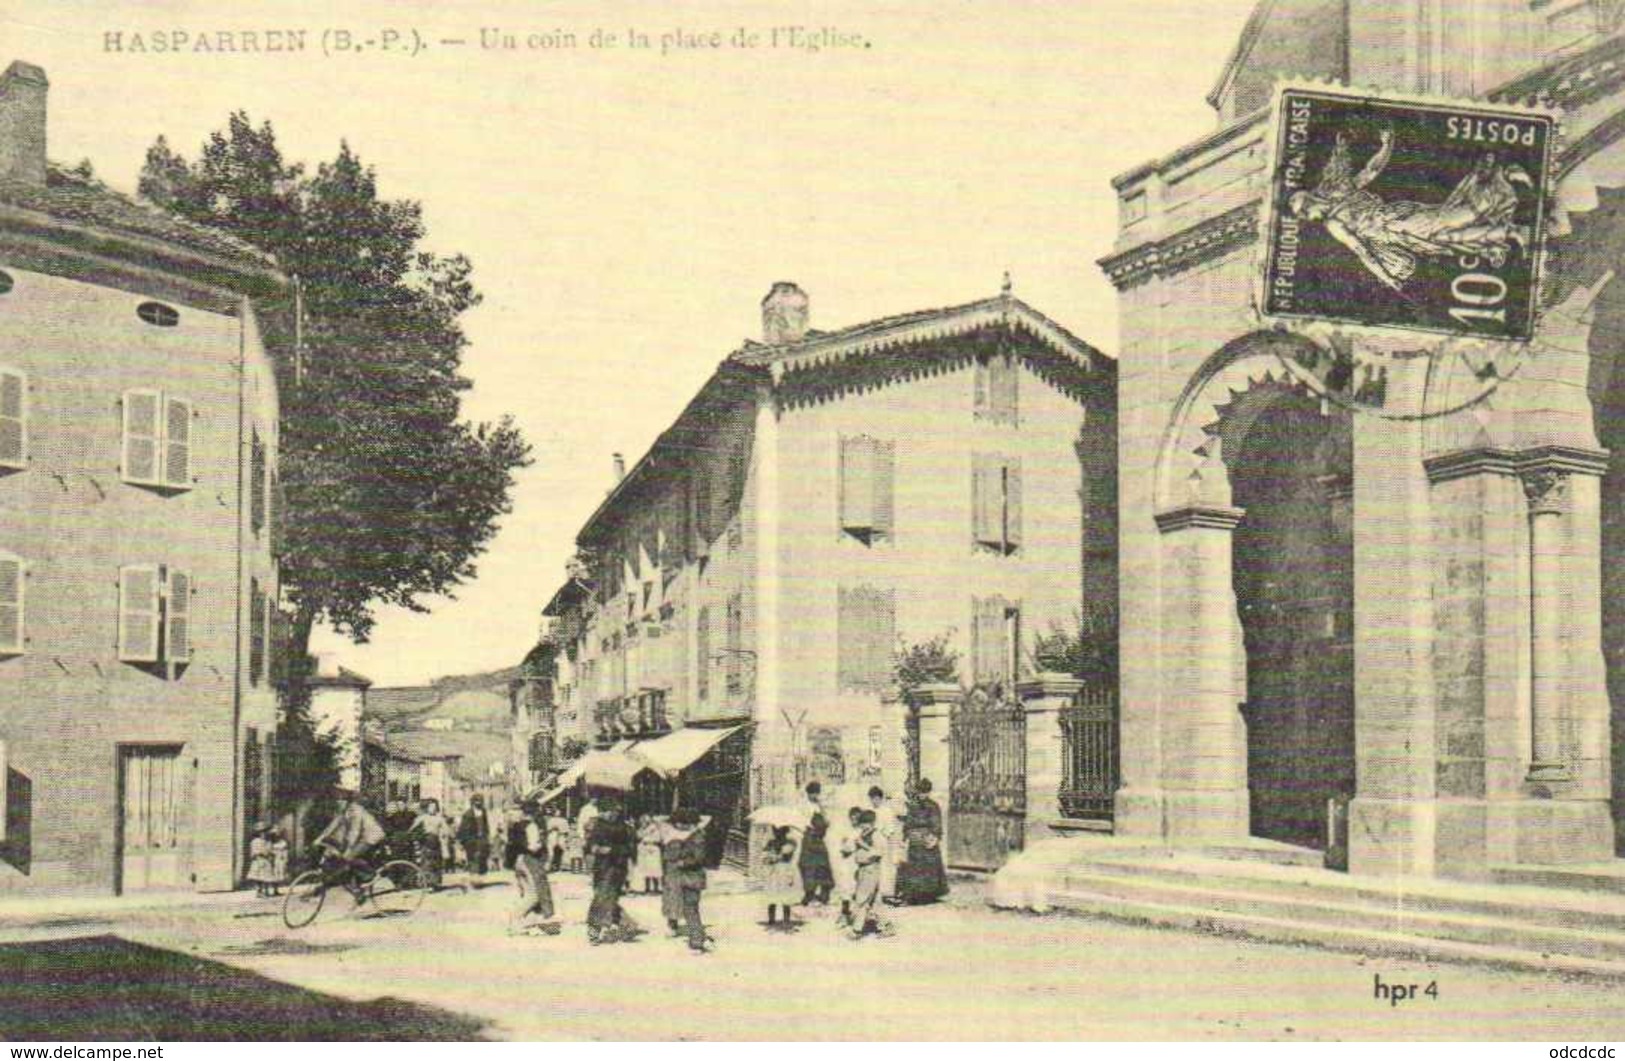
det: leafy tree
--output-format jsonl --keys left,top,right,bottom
{"left": 140, "top": 114, "right": 532, "bottom": 669}
{"left": 894, "top": 629, "right": 961, "bottom": 693}
{"left": 141, "top": 117, "right": 530, "bottom": 817}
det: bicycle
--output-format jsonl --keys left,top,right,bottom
{"left": 282, "top": 851, "right": 427, "bottom": 929}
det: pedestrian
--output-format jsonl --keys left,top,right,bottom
{"left": 564, "top": 813, "right": 586, "bottom": 873}
{"left": 577, "top": 797, "right": 601, "bottom": 876}
{"left": 869, "top": 785, "right": 904, "bottom": 904}
{"left": 843, "top": 809, "right": 893, "bottom": 939}
{"left": 895, "top": 778, "right": 949, "bottom": 905}
{"left": 458, "top": 795, "right": 493, "bottom": 877}
{"left": 664, "top": 807, "right": 712, "bottom": 954}
{"left": 247, "top": 822, "right": 276, "bottom": 897}
{"left": 797, "top": 781, "right": 835, "bottom": 907}
{"left": 410, "top": 798, "right": 451, "bottom": 889}
{"left": 509, "top": 800, "right": 560, "bottom": 936}
{"left": 585, "top": 798, "right": 637, "bottom": 945}
{"left": 547, "top": 808, "right": 569, "bottom": 872}
{"left": 635, "top": 814, "right": 665, "bottom": 895}
{"left": 761, "top": 824, "right": 801, "bottom": 929}
{"left": 269, "top": 825, "right": 290, "bottom": 896}
{"left": 835, "top": 805, "right": 864, "bottom": 928}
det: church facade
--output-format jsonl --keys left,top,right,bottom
{"left": 1102, "top": 0, "right": 1625, "bottom": 878}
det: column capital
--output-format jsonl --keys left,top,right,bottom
{"left": 1521, "top": 467, "right": 1572, "bottom": 516}
{"left": 1153, "top": 504, "right": 1245, "bottom": 533}
{"left": 1423, "top": 446, "right": 1521, "bottom": 484}
{"left": 903, "top": 682, "right": 961, "bottom": 711}
{"left": 1517, "top": 444, "right": 1610, "bottom": 480}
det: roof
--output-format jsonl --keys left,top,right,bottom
{"left": 0, "top": 162, "right": 285, "bottom": 283}
{"left": 542, "top": 577, "right": 592, "bottom": 618}
{"left": 364, "top": 685, "right": 442, "bottom": 725}
{"left": 308, "top": 656, "right": 373, "bottom": 689}
{"left": 385, "top": 729, "right": 511, "bottom": 780}
{"left": 578, "top": 291, "right": 1111, "bottom": 545}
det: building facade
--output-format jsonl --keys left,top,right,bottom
{"left": 0, "top": 61, "right": 285, "bottom": 895}
{"left": 542, "top": 283, "right": 1114, "bottom": 863}
{"left": 1102, "top": 0, "right": 1625, "bottom": 878}
{"left": 306, "top": 656, "right": 371, "bottom": 792}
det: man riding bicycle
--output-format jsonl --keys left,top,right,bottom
{"left": 310, "top": 790, "right": 387, "bottom": 902}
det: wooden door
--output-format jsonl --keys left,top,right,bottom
{"left": 119, "top": 745, "right": 192, "bottom": 893}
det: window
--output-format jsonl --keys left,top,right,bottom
{"left": 0, "top": 551, "right": 23, "bottom": 655}
{"left": 971, "top": 595, "right": 1021, "bottom": 686}
{"left": 249, "top": 578, "right": 266, "bottom": 687}
{"left": 250, "top": 432, "right": 267, "bottom": 535}
{"left": 839, "top": 435, "right": 895, "bottom": 545}
{"left": 122, "top": 390, "right": 192, "bottom": 489}
{"left": 974, "top": 354, "right": 1019, "bottom": 425}
{"left": 837, "top": 584, "right": 896, "bottom": 693}
{"left": 972, "top": 454, "right": 1023, "bottom": 554}
{"left": 726, "top": 593, "right": 744, "bottom": 695}
{"left": 136, "top": 301, "right": 180, "bottom": 327}
{"left": 119, "top": 565, "right": 190, "bottom": 665}
{"left": 696, "top": 605, "right": 710, "bottom": 702}
{"left": 0, "top": 367, "right": 25, "bottom": 469}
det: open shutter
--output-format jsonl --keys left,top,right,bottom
{"left": 163, "top": 397, "right": 192, "bottom": 488}
{"left": 972, "top": 455, "right": 999, "bottom": 547}
{"left": 0, "top": 553, "right": 22, "bottom": 654}
{"left": 165, "top": 569, "right": 192, "bottom": 662}
{"left": 122, "top": 390, "right": 160, "bottom": 484}
{"left": 974, "top": 358, "right": 991, "bottom": 418}
{"left": 250, "top": 432, "right": 267, "bottom": 534}
{"left": 971, "top": 595, "right": 1010, "bottom": 685}
{"left": 1004, "top": 457, "right": 1023, "bottom": 551}
{"left": 0, "top": 368, "right": 24, "bottom": 468}
{"left": 995, "top": 355, "right": 1019, "bottom": 424}
{"left": 840, "top": 435, "right": 877, "bottom": 533}
{"left": 118, "top": 564, "right": 161, "bottom": 662}
{"left": 872, "top": 439, "right": 896, "bottom": 541}
{"left": 249, "top": 578, "right": 265, "bottom": 686}
{"left": 696, "top": 605, "right": 710, "bottom": 701}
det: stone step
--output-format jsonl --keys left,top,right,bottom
{"left": 1055, "top": 868, "right": 1625, "bottom": 964}
{"left": 1491, "top": 863, "right": 1625, "bottom": 896}
{"left": 1043, "top": 884, "right": 1625, "bottom": 981}
{"left": 1060, "top": 854, "right": 1625, "bottom": 935}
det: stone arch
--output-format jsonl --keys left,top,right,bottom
{"left": 1155, "top": 330, "right": 1333, "bottom": 512}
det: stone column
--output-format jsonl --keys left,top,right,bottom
{"left": 904, "top": 682, "right": 958, "bottom": 835}
{"left": 1144, "top": 504, "right": 1249, "bottom": 842}
{"left": 1016, "top": 672, "right": 1084, "bottom": 836}
{"left": 1522, "top": 466, "right": 1570, "bottom": 785}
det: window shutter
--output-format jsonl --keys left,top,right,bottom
{"left": 0, "top": 368, "right": 24, "bottom": 468}
{"left": 118, "top": 564, "right": 161, "bottom": 662}
{"left": 250, "top": 433, "right": 266, "bottom": 535}
{"left": 872, "top": 439, "right": 895, "bottom": 541}
{"left": 971, "top": 595, "right": 1009, "bottom": 685}
{"left": 995, "top": 356, "right": 1019, "bottom": 424}
{"left": 163, "top": 397, "right": 192, "bottom": 488}
{"left": 840, "top": 435, "right": 877, "bottom": 532}
{"left": 1004, "top": 457, "right": 1023, "bottom": 550}
{"left": 696, "top": 605, "right": 710, "bottom": 701}
{"left": 839, "top": 584, "right": 896, "bottom": 692}
{"left": 972, "top": 455, "right": 999, "bottom": 547}
{"left": 122, "top": 390, "right": 160, "bottom": 484}
{"left": 974, "top": 358, "right": 991, "bottom": 418}
{"left": 251, "top": 579, "right": 267, "bottom": 686}
{"left": 0, "top": 553, "right": 22, "bottom": 654}
{"left": 726, "top": 592, "right": 744, "bottom": 694}
{"left": 165, "top": 569, "right": 192, "bottom": 662}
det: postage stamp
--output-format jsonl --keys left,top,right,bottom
{"left": 1261, "top": 85, "right": 1555, "bottom": 342}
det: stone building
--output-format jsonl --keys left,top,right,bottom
{"left": 0, "top": 61, "right": 285, "bottom": 895}
{"left": 542, "top": 283, "right": 1114, "bottom": 866}
{"left": 305, "top": 656, "right": 372, "bottom": 792}
{"left": 1100, "top": 0, "right": 1625, "bottom": 878}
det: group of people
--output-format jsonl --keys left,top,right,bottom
{"left": 246, "top": 821, "right": 292, "bottom": 897}
{"left": 763, "top": 779, "right": 948, "bottom": 940}
{"left": 380, "top": 794, "right": 505, "bottom": 888}
{"left": 506, "top": 795, "right": 718, "bottom": 955}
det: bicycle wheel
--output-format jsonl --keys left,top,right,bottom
{"left": 367, "top": 859, "right": 426, "bottom": 919}
{"left": 282, "top": 870, "right": 328, "bottom": 929}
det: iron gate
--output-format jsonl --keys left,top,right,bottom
{"left": 948, "top": 685, "right": 1026, "bottom": 871}
{"left": 1059, "top": 684, "right": 1118, "bottom": 822}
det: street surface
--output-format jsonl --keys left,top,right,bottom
{"left": 3, "top": 872, "right": 1625, "bottom": 1041}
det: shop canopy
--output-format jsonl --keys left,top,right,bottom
{"left": 630, "top": 724, "right": 748, "bottom": 779}
{"left": 580, "top": 746, "right": 650, "bottom": 790}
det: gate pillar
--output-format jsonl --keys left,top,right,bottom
{"left": 904, "top": 683, "right": 958, "bottom": 858}
{"left": 1017, "top": 673, "right": 1084, "bottom": 835}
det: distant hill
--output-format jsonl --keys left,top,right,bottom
{"left": 367, "top": 666, "right": 519, "bottom": 733}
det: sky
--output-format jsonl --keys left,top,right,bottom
{"left": 1, "top": 0, "right": 1258, "bottom": 687}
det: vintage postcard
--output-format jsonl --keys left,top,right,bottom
{"left": 3, "top": 0, "right": 1625, "bottom": 1047}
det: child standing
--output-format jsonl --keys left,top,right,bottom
{"left": 269, "top": 826, "right": 290, "bottom": 896}
{"left": 761, "top": 824, "right": 801, "bottom": 929}
{"left": 247, "top": 823, "right": 276, "bottom": 897}
{"left": 635, "top": 814, "right": 665, "bottom": 895}
{"left": 844, "top": 809, "right": 891, "bottom": 940}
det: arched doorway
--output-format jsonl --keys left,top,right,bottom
{"left": 1219, "top": 383, "right": 1355, "bottom": 849}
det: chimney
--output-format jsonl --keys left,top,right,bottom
{"left": 612, "top": 452, "right": 626, "bottom": 483}
{"left": 0, "top": 61, "right": 47, "bottom": 187}
{"left": 761, "top": 281, "right": 809, "bottom": 344}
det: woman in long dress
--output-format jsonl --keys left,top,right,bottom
{"left": 797, "top": 782, "right": 835, "bottom": 906}
{"left": 895, "top": 778, "right": 948, "bottom": 905}
{"left": 761, "top": 825, "right": 802, "bottom": 928}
